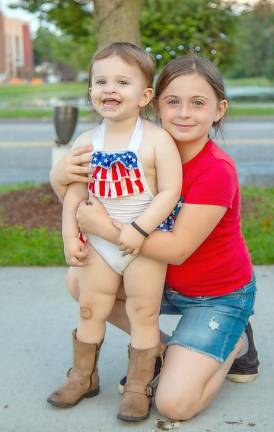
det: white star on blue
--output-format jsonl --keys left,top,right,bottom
{"left": 91, "top": 151, "right": 139, "bottom": 169}
{"left": 157, "top": 198, "right": 184, "bottom": 232}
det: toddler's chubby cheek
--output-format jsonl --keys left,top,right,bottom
{"left": 91, "top": 97, "right": 101, "bottom": 108}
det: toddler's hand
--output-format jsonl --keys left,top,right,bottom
{"left": 64, "top": 237, "right": 89, "bottom": 266}
{"left": 76, "top": 196, "right": 109, "bottom": 235}
{"left": 118, "top": 223, "right": 145, "bottom": 256}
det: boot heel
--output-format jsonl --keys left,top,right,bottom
{"left": 85, "top": 386, "right": 100, "bottom": 398}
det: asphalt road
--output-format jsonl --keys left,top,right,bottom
{"left": 0, "top": 119, "right": 274, "bottom": 186}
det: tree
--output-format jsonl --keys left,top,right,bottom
{"left": 10, "top": 0, "right": 93, "bottom": 39}
{"left": 13, "top": 0, "right": 239, "bottom": 71}
{"left": 94, "top": 0, "right": 144, "bottom": 47}
{"left": 228, "top": 0, "right": 274, "bottom": 78}
{"left": 11, "top": 0, "right": 144, "bottom": 46}
{"left": 33, "top": 27, "right": 92, "bottom": 71}
{"left": 141, "top": 0, "right": 237, "bottom": 70}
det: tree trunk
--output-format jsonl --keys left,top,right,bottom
{"left": 94, "top": 0, "right": 144, "bottom": 48}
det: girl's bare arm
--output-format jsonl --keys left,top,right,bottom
{"left": 62, "top": 183, "right": 87, "bottom": 238}
{"left": 50, "top": 141, "right": 92, "bottom": 202}
{"left": 62, "top": 182, "right": 89, "bottom": 266}
{"left": 141, "top": 203, "right": 227, "bottom": 264}
{"left": 76, "top": 197, "right": 227, "bottom": 264}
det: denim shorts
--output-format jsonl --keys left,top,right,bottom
{"left": 160, "top": 276, "right": 256, "bottom": 363}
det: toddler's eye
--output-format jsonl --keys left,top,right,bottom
{"left": 96, "top": 80, "right": 106, "bottom": 85}
{"left": 119, "top": 80, "right": 129, "bottom": 85}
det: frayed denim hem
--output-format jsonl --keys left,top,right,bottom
{"left": 167, "top": 340, "right": 224, "bottom": 363}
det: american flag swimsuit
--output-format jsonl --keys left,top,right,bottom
{"left": 88, "top": 117, "right": 183, "bottom": 232}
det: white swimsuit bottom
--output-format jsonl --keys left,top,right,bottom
{"left": 89, "top": 235, "right": 134, "bottom": 275}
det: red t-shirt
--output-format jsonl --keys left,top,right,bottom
{"left": 166, "top": 139, "right": 253, "bottom": 297}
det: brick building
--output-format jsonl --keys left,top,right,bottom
{"left": 0, "top": 11, "right": 33, "bottom": 81}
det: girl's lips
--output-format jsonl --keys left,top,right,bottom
{"left": 173, "top": 123, "right": 195, "bottom": 128}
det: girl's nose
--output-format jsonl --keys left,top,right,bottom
{"left": 177, "top": 103, "right": 191, "bottom": 118}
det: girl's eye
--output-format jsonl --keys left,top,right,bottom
{"left": 119, "top": 80, "right": 129, "bottom": 85}
{"left": 167, "top": 99, "right": 179, "bottom": 105}
{"left": 96, "top": 80, "right": 106, "bottom": 85}
{"left": 192, "top": 100, "right": 204, "bottom": 106}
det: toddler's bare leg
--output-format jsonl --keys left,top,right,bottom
{"left": 66, "top": 268, "right": 167, "bottom": 342}
{"left": 75, "top": 249, "right": 121, "bottom": 344}
{"left": 107, "top": 284, "right": 131, "bottom": 334}
{"left": 67, "top": 267, "right": 131, "bottom": 333}
{"left": 123, "top": 256, "right": 167, "bottom": 349}
{"left": 66, "top": 267, "right": 80, "bottom": 301}
{"left": 117, "top": 258, "right": 166, "bottom": 421}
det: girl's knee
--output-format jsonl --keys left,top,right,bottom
{"left": 155, "top": 391, "right": 199, "bottom": 421}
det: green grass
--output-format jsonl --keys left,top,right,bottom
{"left": 0, "top": 109, "right": 92, "bottom": 119}
{"left": 0, "top": 182, "right": 39, "bottom": 193}
{"left": 0, "top": 82, "right": 87, "bottom": 104}
{"left": 0, "top": 226, "right": 64, "bottom": 266}
{"left": 228, "top": 105, "right": 274, "bottom": 117}
{"left": 0, "top": 109, "right": 54, "bottom": 119}
{"left": 0, "top": 185, "right": 273, "bottom": 266}
{"left": 0, "top": 82, "right": 90, "bottom": 119}
{"left": 225, "top": 77, "right": 274, "bottom": 86}
{"left": 241, "top": 187, "right": 274, "bottom": 265}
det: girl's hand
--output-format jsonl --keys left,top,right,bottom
{"left": 118, "top": 223, "right": 145, "bottom": 256}
{"left": 52, "top": 145, "right": 92, "bottom": 185}
{"left": 64, "top": 237, "right": 89, "bottom": 267}
{"left": 76, "top": 196, "right": 110, "bottom": 235}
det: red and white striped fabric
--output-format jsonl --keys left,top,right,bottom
{"left": 89, "top": 160, "right": 144, "bottom": 198}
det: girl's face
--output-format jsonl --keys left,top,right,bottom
{"left": 90, "top": 55, "right": 153, "bottom": 121}
{"left": 158, "top": 73, "right": 227, "bottom": 146}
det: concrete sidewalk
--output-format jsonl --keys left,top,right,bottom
{"left": 0, "top": 266, "right": 273, "bottom": 432}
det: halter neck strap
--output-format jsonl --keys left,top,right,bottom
{"left": 92, "top": 117, "right": 143, "bottom": 152}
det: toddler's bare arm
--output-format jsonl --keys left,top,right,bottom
{"left": 135, "top": 129, "right": 182, "bottom": 234}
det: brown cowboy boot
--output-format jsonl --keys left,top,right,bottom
{"left": 117, "top": 344, "right": 164, "bottom": 422}
{"left": 119, "top": 342, "right": 167, "bottom": 395}
{"left": 47, "top": 330, "right": 103, "bottom": 408}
